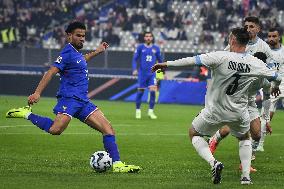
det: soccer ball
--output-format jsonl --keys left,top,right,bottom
{"left": 90, "top": 151, "right": 112, "bottom": 172}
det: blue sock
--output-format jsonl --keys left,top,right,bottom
{"left": 103, "top": 135, "right": 120, "bottom": 162}
{"left": 28, "top": 113, "right": 53, "bottom": 133}
{"left": 136, "top": 90, "right": 144, "bottom": 109}
{"left": 149, "top": 91, "right": 156, "bottom": 109}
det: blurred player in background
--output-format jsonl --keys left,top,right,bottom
{"left": 6, "top": 21, "right": 140, "bottom": 173}
{"left": 258, "top": 28, "right": 284, "bottom": 151}
{"left": 152, "top": 27, "right": 281, "bottom": 185}
{"left": 132, "top": 31, "right": 163, "bottom": 119}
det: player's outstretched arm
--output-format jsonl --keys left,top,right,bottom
{"left": 28, "top": 66, "right": 59, "bottom": 105}
{"left": 151, "top": 62, "right": 167, "bottom": 73}
{"left": 84, "top": 42, "right": 109, "bottom": 62}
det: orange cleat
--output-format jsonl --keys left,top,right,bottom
{"left": 209, "top": 137, "right": 219, "bottom": 154}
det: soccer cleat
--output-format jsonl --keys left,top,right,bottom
{"left": 209, "top": 137, "right": 219, "bottom": 154}
{"left": 239, "top": 164, "right": 257, "bottom": 173}
{"left": 240, "top": 177, "right": 253, "bottom": 185}
{"left": 112, "top": 161, "right": 141, "bottom": 173}
{"left": 135, "top": 109, "right": 141, "bottom": 119}
{"left": 6, "top": 106, "right": 32, "bottom": 118}
{"left": 256, "top": 145, "right": 264, "bottom": 152}
{"left": 148, "top": 111, "right": 157, "bottom": 119}
{"left": 251, "top": 154, "right": 256, "bottom": 161}
{"left": 211, "top": 161, "right": 224, "bottom": 184}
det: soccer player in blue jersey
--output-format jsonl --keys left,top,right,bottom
{"left": 132, "top": 32, "right": 163, "bottom": 119}
{"left": 6, "top": 21, "right": 140, "bottom": 173}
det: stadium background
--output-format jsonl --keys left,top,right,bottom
{"left": 1, "top": 0, "right": 283, "bottom": 106}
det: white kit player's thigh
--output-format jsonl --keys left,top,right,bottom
{"left": 192, "top": 109, "right": 223, "bottom": 136}
{"left": 229, "top": 111, "right": 250, "bottom": 138}
{"left": 248, "top": 105, "right": 260, "bottom": 122}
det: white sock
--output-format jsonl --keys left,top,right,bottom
{"left": 148, "top": 109, "right": 153, "bottom": 113}
{"left": 192, "top": 136, "right": 215, "bottom": 167}
{"left": 212, "top": 130, "right": 223, "bottom": 142}
{"left": 239, "top": 140, "right": 252, "bottom": 178}
{"left": 25, "top": 112, "right": 32, "bottom": 119}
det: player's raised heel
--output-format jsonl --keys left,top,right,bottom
{"left": 241, "top": 177, "right": 253, "bottom": 185}
{"left": 148, "top": 110, "right": 157, "bottom": 119}
{"left": 112, "top": 161, "right": 141, "bottom": 173}
{"left": 256, "top": 145, "right": 264, "bottom": 152}
{"left": 6, "top": 106, "right": 32, "bottom": 118}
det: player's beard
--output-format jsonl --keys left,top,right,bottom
{"left": 74, "top": 42, "right": 83, "bottom": 50}
{"left": 269, "top": 40, "right": 276, "bottom": 46}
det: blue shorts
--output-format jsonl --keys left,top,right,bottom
{"left": 138, "top": 73, "right": 156, "bottom": 88}
{"left": 53, "top": 97, "right": 98, "bottom": 122}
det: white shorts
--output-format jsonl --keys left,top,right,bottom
{"left": 248, "top": 103, "right": 260, "bottom": 122}
{"left": 192, "top": 108, "right": 250, "bottom": 139}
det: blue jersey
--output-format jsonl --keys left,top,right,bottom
{"left": 52, "top": 43, "right": 89, "bottom": 102}
{"left": 132, "top": 44, "right": 163, "bottom": 74}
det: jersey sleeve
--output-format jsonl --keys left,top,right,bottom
{"left": 196, "top": 51, "right": 224, "bottom": 69}
{"left": 52, "top": 52, "right": 69, "bottom": 71}
{"left": 132, "top": 45, "right": 141, "bottom": 71}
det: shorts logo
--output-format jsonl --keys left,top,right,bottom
{"left": 63, "top": 106, "right": 67, "bottom": 111}
{"left": 77, "top": 60, "right": 81, "bottom": 64}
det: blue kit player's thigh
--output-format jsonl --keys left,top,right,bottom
{"left": 53, "top": 97, "right": 82, "bottom": 118}
{"left": 138, "top": 74, "right": 148, "bottom": 88}
{"left": 146, "top": 74, "right": 157, "bottom": 87}
{"left": 75, "top": 100, "right": 98, "bottom": 122}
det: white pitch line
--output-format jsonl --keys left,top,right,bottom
{"left": 0, "top": 125, "right": 34, "bottom": 128}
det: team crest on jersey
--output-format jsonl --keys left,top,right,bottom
{"left": 152, "top": 49, "right": 156, "bottom": 53}
{"left": 55, "top": 56, "right": 63, "bottom": 63}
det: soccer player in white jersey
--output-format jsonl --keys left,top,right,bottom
{"left": 257, "top": 28, "right": 284, "bottom": 151}
{"left": 209, "top": 17, "right": 274, "bottom": 166}
{"left": 151, "top": 28, "right": 281, "bottom": 185}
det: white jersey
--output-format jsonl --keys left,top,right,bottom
{"left": 245, "top": 37, "right": 272, "bottom": 58}
{"left": 198, "top": 51, "right": 276, "bottom": 122}
{"left": 267, "top": 46, "right": 284, "bottom": 96}
{"left": 225, "top": 37, "right": 272, "bottom": 57}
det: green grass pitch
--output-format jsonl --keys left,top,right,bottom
{"left": 0, "top": 95, "right": 284, "bottom": 189}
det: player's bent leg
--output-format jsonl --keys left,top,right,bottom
{"left": 48, "top": 113, "right": 71, "bottom": 135}
{"left": 135, "top": 88, "right": 144, "bottom": 119}
{"left": 270, "top": 111, "right": 274, "bottom": 121}
{"left": 85, "top": 109, "right": 115, "bottom": 135}
{"left": 189, "top": 122, "right": 223, "bottom": 184}
{"left": 148, "top": 85, "right": 157, "bottom": 119}
{"left": 86, "top": 110, "right": 140, "bottom": 173}
{"left": 237, "top": 132, "right": 253, "bottom": 184}
{"left": 250, "top": 118, "right": 261, "bottom": 142}
{"left": 209, "top": 126, "right": 230, "bottom": 154}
